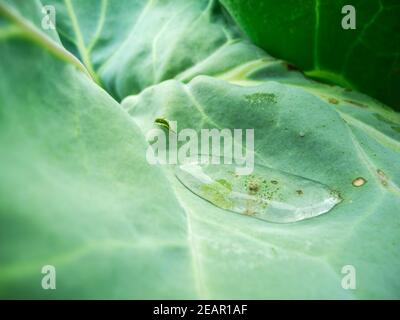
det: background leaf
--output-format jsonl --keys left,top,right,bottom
{"left": 52, "top": 0, "right": 270, "bottom": 100}
{"left": 221, "top": 0, "right": 400, "bottom": 110}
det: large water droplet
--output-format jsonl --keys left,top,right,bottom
{"left": 175, "top": 159, "right": 341, "bottom": 223}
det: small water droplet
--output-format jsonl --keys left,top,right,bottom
{"left": 175, "top": 158, "right": 342, "bottom": 223}
{"left": 352, "top": 177, "right": 367, "bottom": 187}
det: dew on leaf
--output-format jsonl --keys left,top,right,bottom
{"left": 175, "top": 158, "right": 342, "bottom": 223}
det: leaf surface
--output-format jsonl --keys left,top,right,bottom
{"left": 221, "top": 0, "right": 400, "bottom": 110}
{"left": 0, "top": 0, "right": 399, "bottom": 299}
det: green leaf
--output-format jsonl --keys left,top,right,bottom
{"left": 220, "top": 0, "right": 400, "bottom": 110}
{"left": 51, "top": 0, "right": 268, "bottom": 100}
{"left": 0, "top": 0, "right": 195, "bottom": 299}
{"left": 122, "top": 70, "right": 400, "bottom": 299}
{"left": 0, "top": 0, "right": 399, "bottom": 299}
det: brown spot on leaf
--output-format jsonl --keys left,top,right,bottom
{"left": 328, "top": 97, "right": 339, "bottom": 104}
{"left": 244, "top": 208, "right": 256, "bottom": 216}
{"left": 344, "top": 99, "right": 367, "bottom": 108}
{"left": 352, "top": 177, "right": 367, "bottom": 187}
{"left": 377, "top": 169, "right": 386, "bottom": 178}
{"left": 377, "top": 169, "right": 389, "bottom": 186}
{"left": 285, "top": 62, "right": 300, "bottom": 71}
{"left": 247, "top": 181, "right": 260, "bottom": 194}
